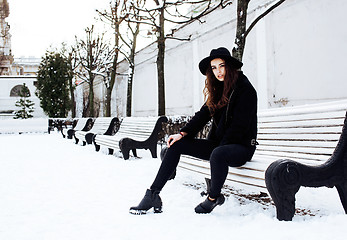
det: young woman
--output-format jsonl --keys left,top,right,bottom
{"left": 130, "top": 47, "right": 258, "bottom": 214}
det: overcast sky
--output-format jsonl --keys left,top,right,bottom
{"left": 7, "top": 0, "right": 111, "bottom": 58}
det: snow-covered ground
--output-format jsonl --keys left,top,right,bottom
{"left": 1, "top": 130, "right": 347, "bottom": 240}
{"left": 0, "top": 118, "right": 48, "bottom": 134}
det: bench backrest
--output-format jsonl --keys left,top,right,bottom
{"left": 74, "top": 118, "right": 93, "bottom": 131}
{"left": 89, "top": 117, "right": 117, "bottom": 134}
{"left": 179, "top": 100, "right": 347, "bottom": 191}
{"left": 255, "top": 100, "right": 347, "bottom": 165}
{"left": 117, "top": 117, "right": 161, "bottom": 141}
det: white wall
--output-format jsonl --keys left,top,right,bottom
{"left": 263, "top": 0, "right": 347, "bottom": 106}
{"left": 0, "top": 76, "right": 45, "bottom": 118}
{"left": 123, "top": 0, "right": 347, "bottom": 117}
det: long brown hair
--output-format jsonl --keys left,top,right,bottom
{"left": 203, "top": 59, "right": 239, "bottom": 115}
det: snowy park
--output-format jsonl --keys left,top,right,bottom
{"left": 2, "top": 0, "right": 347, "bottom": 238}
{"left": 1, "top": 122, "right": 347, "bottom": 240}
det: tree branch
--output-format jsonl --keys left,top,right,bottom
{"left": 166, "top": 35, "right": 192, "bottom": 41}
{"left": 245, "top": 0, "right": 286, "bottom": 38}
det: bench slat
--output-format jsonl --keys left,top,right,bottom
{"left": 256, "top": 139, "right": 337, "bottom": 149}
{"left": 259, "top": 110, "right": 345, "bottom": 122}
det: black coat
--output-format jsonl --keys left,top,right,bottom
{"left": 180, "top": 72, "right": 257, "bottom": 146}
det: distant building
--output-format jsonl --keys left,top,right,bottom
{"left": 0, "top": 0, "right": 13, "bottom": 75}
{"left": 0, "top": 76, "right": 45, "bottom": 118}
{"left": 12, "top": 57, "right": 40, "bottom": 76}
{"left": 0, "top": 1, "right": 43, "bottom": 118}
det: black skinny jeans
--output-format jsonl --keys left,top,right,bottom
{"left": 150, "top": 138, "right": 256, "bottom": 198}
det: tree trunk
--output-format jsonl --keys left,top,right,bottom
{"left": 106, "top": 23, "right": 121, "bottom": 117}
{"left": 105, "top": 86, "right": 112, "bottom": 117}
{"left": 126, "top": 22, "right": 140, "bottom": 117}
{"left": 157, "top": 7, "right": 166, "bottom": 116}
{"left": 88, "top": 77, "right": 95, "bottom": 117}
{"left": 232, "top": 0, "right": 250, "bottom": 61}
{"left": 69, "top": 79, "right": 76, "bottom": 118}
{"left": 126, "top": 64, "right": 134, "bottom": 117}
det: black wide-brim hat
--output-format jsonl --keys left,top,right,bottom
{"left": 198, "top": 47, "right": 243, "bottom": 75}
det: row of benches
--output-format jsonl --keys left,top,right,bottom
{"left": 60, "top": 100, "right": 347, "bottom": 186}
{"left": 59, "top": 99, "right": 347, "bottom": 220}
{"left": 61, "top": 115, "right": 168, "bottom": 160}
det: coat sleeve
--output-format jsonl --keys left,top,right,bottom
{"left": 180, "top": 104, "right": 212, "bottom": 137}
{"left": 219, "top": 84, "right": 257, "bottom": 146}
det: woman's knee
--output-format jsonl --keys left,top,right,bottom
{"left": 210, "top": 144, "right": 249, "bottom": 167}
{"left": 210, "top": 147, "right": 228, "bottom": 164}
{"left": 165, "top": 138, "right": 191, "bottom": 158}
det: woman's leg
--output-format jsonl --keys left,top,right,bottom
{"left": 150, "top": 138, "right": 217, "bottom": 192}
{"left": 208, "top": 144, "right": 256, "bottom": 198}
{"left": 195, "top": 144, "right": 255, "bottom": 214}
{"left": 130, "top": 138, "right": 217, "bottom": 214}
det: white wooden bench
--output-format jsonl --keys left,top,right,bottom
{"left": 177, "top": 100, "right": 347, "bottom": 192}
{"left": 62, "top": 118, "right": 92, "bottom": 139}
{"left": 74, "top": 117, "right": 119, "bottom": 146}
{"left": 93, "top": 116, "right": 168, "bottom": 160}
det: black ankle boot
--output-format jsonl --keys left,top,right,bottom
{"left": 195, "top": 194, "right": 225, "bottom": 214}
{"left": 129, "top": 189, "right": 163, "bottom": 215}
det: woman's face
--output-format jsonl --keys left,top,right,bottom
{"left": 210, "top": 58, "right": 225, "bottom": 82}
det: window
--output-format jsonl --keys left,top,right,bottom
{"left": 10, "top": 85, "right": 31, "bottom": 97}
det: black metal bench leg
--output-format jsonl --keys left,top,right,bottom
{"left": 132, "top": 149, "right": 138, "bottom": 158}
{"left": 95, "top": 144, "right": 100, "bottom": 152}
{"left": 108, "top": 148, "right": 114, "bottom": 155}
{"left": 336, "top": 183, "right": 347, "bottom": 214}
{"left": 119, "top": 138, "right": 131, "bottom": 160}
{"left": 265, "top": 159, "right": 301, "bottom": 221}
{"left": 85, "top": 133, "right": 94, "bottom": 145}
{"left": 149, "top": 145, "right": 157, "bottom": 158}
{"left": 265, "top": 111, "right": 347, "bottom": 221}
{"left": 122, "top": 149, "right": 130, "bottom": 160}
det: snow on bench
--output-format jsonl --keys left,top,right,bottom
{"left": 93, "top": 116, "right": 168, "bottom": 160}
{"left": 74, "top": 117, "right": 119, "bottom": 146}
{"left": 177, "top": 100, "right": 347, "bottom": 192}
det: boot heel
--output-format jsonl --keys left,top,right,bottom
{"left": 130, "top": 189, "right": 163, "bottom": 215}
{"left": 154, "top": 207, "right": 162, "bottom": 213}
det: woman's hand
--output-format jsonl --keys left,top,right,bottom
{"left": 166, "top": 132, "right": 186, "bottom": 148}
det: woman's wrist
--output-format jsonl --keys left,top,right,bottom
{"left": 179, "top": 132, "right": 185, "bottom": 137}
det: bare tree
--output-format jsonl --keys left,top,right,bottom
{"left": 232, "top": 0, "right": 287, "bottom": 60}
{"left": 122, "top": 0, "right": 286, "bottom": 116}
{"left": 121, "top": 1, "right": 143, "bottom": 117}
{"left": 74, "top": 26, "right": 114, "bottom": 117}
{"left": 98, "top": 0, "right": 144, "bottom": 117}
{"left": 97, "top": 0, "right": 127, "bottom": 117}
{"left": 61, "top": 43, "right": 81, "bottom": 118}
{"left": 129, "top": 0, "right": 231, "bottom": 116}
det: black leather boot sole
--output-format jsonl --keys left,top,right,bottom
{"left": 129, "top": 189, "right": 163, "bottom": 215}
{"left": 195, "top": 194, "right": 225, "bottom": 214}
